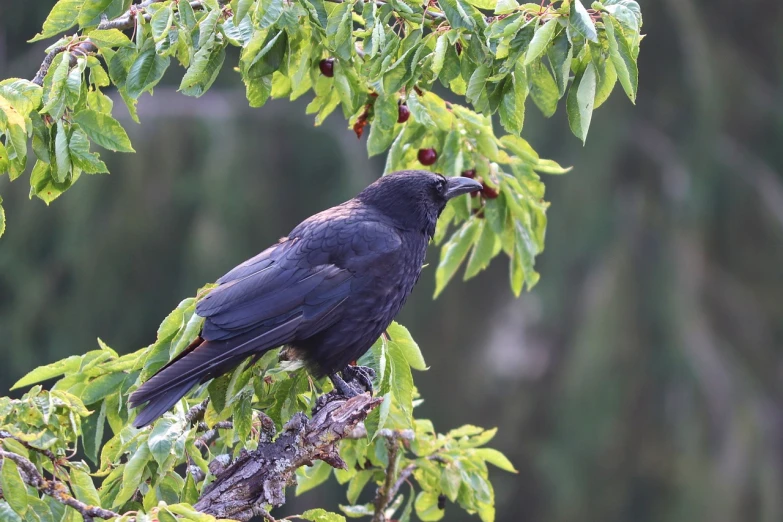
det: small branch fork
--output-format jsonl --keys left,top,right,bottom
{"left": 0, "top": 449, "right": 121, "bottom": 522}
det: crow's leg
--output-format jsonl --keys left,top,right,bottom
{"left": 329, "top": 373, "right": 359, "bottom": 398}
{"left": 342, "top": 366, "right": 376, "bottom": 394}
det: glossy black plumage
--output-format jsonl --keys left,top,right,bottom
{"left": 129, "top": 170, "right": 481, "bottom": 428}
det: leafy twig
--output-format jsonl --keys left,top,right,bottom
{"left": 0, "top": 430, "right": 59, "bottom": 462}
{"left": 0, "top": 449, "right": 120, "bottom": 521}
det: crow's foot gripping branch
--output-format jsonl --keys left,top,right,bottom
{"left": 193, "top": 392, "right": 382, "bottom": 521}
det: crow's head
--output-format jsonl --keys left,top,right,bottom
{"left": 358, "top": 170, "right": 482, "bottom": 238}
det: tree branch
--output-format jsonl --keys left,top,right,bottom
{"left": 31, "top": 0, "right": 226, "bottom": 86}
{"left": 0, "top": 449, "right": 120, "bottom": 521}
{"left": 193, "top": 393, "right": 382, "bottom": 521}
{"left": 0, "top": 430, "right": 59, "bottom": 462}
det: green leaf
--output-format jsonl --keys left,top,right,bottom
{"left": 0, "top": 79, "right": 43, "bottom": 115}
{"left": 367, "top": 123, "right": 396, "bottom": 157}
{"left": 440, "top": 463, "right": 462, "bottom": 502}
{"left": 494, "top": 0, "right": 518, "bottom": 14}
{"left": 256, "top": 0, "right": 285, "bottom": 29}
{"left": 300, "top": 508, "right": 346, "bottom": 522}
{"left": 81, "top": 372, "right": 127, "bottom": 404}
{"left": 498, "top": 64, "right": 527, "bottom": 135}
{"left": 30, "top": 0, "right": 83, "bottom": 41}
{"left": 82, "top": 400, "right": 106, "bottom": 464}
{"left": 11, "top": 355, "right": 81, "bottom": 389}
{"left": 527, "top": 61, "right": 558, "bottom": 118}
{"left": 434, "top": 217, "right": 482, "bottom": 298}
{"left": 40, "top": 53, "right": 70, "bottom": 119}
{"left": 474, "top": 448, "right": 518, "bottom": 472}
{"left": 465, "top": 0, "right": 496, "bottom": 9}
{"left": 181, "top": 45, "right": 226, "bottom": 97}
{"left": 440, "top": 0, "right": 478, "bottom": 30}
{"left": 0, "top": 458, "right": 28, "bottom": 516}
{"left": 604, "top": 15, "right": 638, "bottom": 103}
{"left": 569, "top": 0, "right": 598, "bottom": 42}
{"left": 431, "top": 33, "right": 449, "bottom": 77}
{"left": 69, "top": 126, "right": 109, "bottom": 174}
{"left": 245, "top": 75, "right": 272, "bottom": 107}
{"left": 465, "top": 220, "right": 499, "bottom": 279}
{"left": 86, "top": 29, "right": 134, "bottom": 49}
{"left": 593, "top": 57, "right": 617, "bottom": 109}
{"left": 547, "top": 28, "right": 572, "bottom": 97}
{"left": 466, "top": 64, "right": 489, "bottom": 109}
{"left": 0, "top": 202, "right": 5, "bottom": 239}
{"left": 79, "top": 0, "right": 115, "bottom": 25}
{"left": 151, "top": 5, "right": 174, "bottom": 42}
{"left": 415, "top": 491, "right": 445, "bottom": 521}
{"left": 386, "top": 322, "right": 426, "bottom": 371}
{"left": 234, "top": 0, "right": 254, "bottom": 25}
{"left": 389, "top": 339, "right": 414, "bottom": 425}
{"left": 346, "top": 470, "right": 373, "bottom": 504}
{"left": 524, "top": 18, "right": 557, "bottom": 65}
{"left": 566, "top": 61, "right": 596, "bottom": 143}
{"left": 53, "top": 121, "right": 71, "bottom": 183}
{"left": 69, "top": 468, "right": 101, "bottom": 507}
{"left": 296, "top": 461, "right": 332, "bottom": 496}
{"left": 234, "top": 389, "right": 253, "bottom": 441}
{"left": 73, "top": 109, "right": 135, "bottom": 152}
{"left": 534, "top": 158, "right": 571, "bottom": 175}
{"left": 126, "top": 50, "right": 170, "bottom": 99}
{"left": 114, "top": 443, "right": 150, "bottom": 508}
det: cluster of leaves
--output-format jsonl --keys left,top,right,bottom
{"left": 0, "top": 0, "right": 642, "bottom": 295}
{"left": 0, "top": 290, "right": 514, "bottom": 521}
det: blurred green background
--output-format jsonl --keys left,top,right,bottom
{"left": 2, "top": 2, "right": 783, "bottom": 521}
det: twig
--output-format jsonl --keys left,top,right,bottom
{"left": 195, "top": 420, "right": 234, "bottom": 449}
{"left": 0, "top": 430, "right": 59, "bottom": 462}
{"left": 0, "top": 449, "right": 120, "bottom": 521}
{"left": 372, "top": 434, "right": 401, "bottom": 522}
{"left": 186, "top": 398, "right": 210, "bottom": 425}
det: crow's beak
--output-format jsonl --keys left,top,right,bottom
{"left": 444, "top": 176, "right": 483, "bottom": 200}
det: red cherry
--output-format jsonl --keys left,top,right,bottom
{"left": 397, "top": 104, "right": 411, "bottom": 123}
{"left": 319, "top": 58, "right": 335, "bottom": 77}
{"left": 417, "top": 148, "right": 438, "bottom": 166}
{"left": 461, "top": 169, "right": 476, "bottom": 179}
{"left": 481, "top": 183, "right": 499, "bottom": 199}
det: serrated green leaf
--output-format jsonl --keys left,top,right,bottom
{"left": 440, "top": 0, "right": 478, "bottom": 30}
{"left": 256, "top": 0, "right": 285, "bottom": 29}
{"left": 0, "top": 459, "right": 28, "bottom": 516}
{"left": 566, "top": 61, "right": 596, "bottom": 143}
{"left": 494, "top": 0, "right": 518, "bottom": 14}
{"left": 524, "top": 18, "right": 557, "bottom": 65}
{"left": 234, "top": 0, "right": 254, "bottom": 25}
{"left": 300, "top": 508, "right": 346, "bottom": 522}
{"left": 87, "top": 29, "right": 134, "bottom": 49}
{"left": 126, "top": 50, "right": 170, "bottom": 99}
{"left": 435, "top": 218, "right": 482, "bottom": 297}
{"left": 40, "top": 53, "right": 70, "bottom": 119}
{"left": 465, "top": 220, "right": 499, "bottom": 279}
{"left": 431, "top": 33, "right": 449, "bottom": 77}
{"left": 0, "top": 79, "right": 43, "bottom": 115}
{"left": 148, "top": 417, "right": 180, "bottom": 466}
{"left": 113, "top": 443, "right": 150, "bottom": 508}
{"left": 466, "top": 64, "right": 489, "bottom": 108}
{"left": 474, "top": 448, "right": 518, "bottom": 472}
{"left": 181, "top": 44, "right": 226, "bottom": 97}
{"left": 73, "top": 109, "right": 135, "bottom": 152}
{"left": 296, "top": 461, "right": 332, "bottom": 496}
{"left": 415, "top": 491, "right": 444, "bottom": 521}
{"left": 81, "top": 372, "right": 127, "bottom": 404}
{"left": 69, "top": 126, "right": 109, "bottom": 174}
{"left": 30, "top": 0, "right": 83, "bottom": 42}
{"left": 604, "top": 15, "right": 638, "bottom": 103}
{"left": 527, "top": 61, "right": 558, "bottom": 117}
{"left": 593, "top": 57, "right": 617, "bottom": 109}
{"left": 441, "top": 463, "right": 461, "bottom": 502}
{"left": 78, "top": 0, "right": 115, "bottom": 26}
{"left": 465, "top": 0, "right": 496, "bottom": 8}
{"left": 234, "top": 389, "right": 253, "bottom": 441}
{"left": 569, "top": 0, "right": 598, "bottom": 42}
{"left": 547, "top": 28, "right": 572, "bottom": 97}
{"left": 11, "top": 356, "right": 81, "bottom": 389}
{"left": 389, "top": 339, "right": 414, "bottom": 425}
{"left": 69, "top": 468, "right": 101, "bottom": 507}
{"left": 151, "top": 5, "right": 174, "bottom": 42}
{"left": 82, "top": 400, "right": 106, "bottom": 464}
{"left": 53, "top": 121, "right": 71, "bottom": 183}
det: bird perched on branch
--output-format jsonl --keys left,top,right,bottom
{"left": 129, "top": 170, "right": 482, "bottom": 428}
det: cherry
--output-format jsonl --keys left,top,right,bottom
{"left": 397, "top": 104, "right": 411, "bottom": 123}
{"left": 319, "top": 58, "right": 335, "bottom": 77}
{"left": 481, "top": 183, "right": 499, "bottom": 199}
{"left": 461, "top": 169, "right": 476, "bottom": 178}
{"left": 417, "top": 148, "right": 438, "bottom": 166}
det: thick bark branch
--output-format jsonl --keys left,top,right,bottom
{"left": 194, "top": 393, "right": 382, "bottom": 521}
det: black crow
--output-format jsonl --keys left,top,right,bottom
{"left": 129, "top": 170, "right": 481, "bottom": 428}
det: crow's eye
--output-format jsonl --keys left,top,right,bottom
{"left": 436, "top": 177, "right": 447, "bottom": 192}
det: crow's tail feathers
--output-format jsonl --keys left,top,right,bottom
{"left": 129, "top": 336, "right": 243, "bottom": 428}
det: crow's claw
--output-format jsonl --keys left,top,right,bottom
{"left": 343, "top": 365, "right": 375, "bottom": 395}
